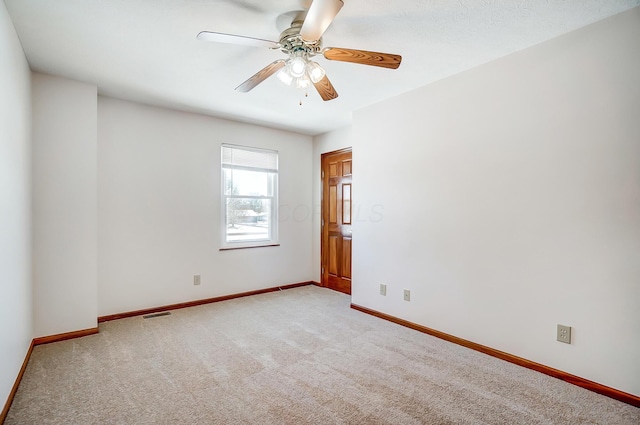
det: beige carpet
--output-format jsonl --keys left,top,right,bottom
{"left": 6, "top": 285, "right": 639, "bottom": 424}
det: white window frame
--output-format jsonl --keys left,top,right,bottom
{"left": 220, "top": 144, "right": 279, "bottom": 250}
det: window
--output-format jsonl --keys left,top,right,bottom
{"left": 221, "top": 144, "right": 278, "bottom": 249}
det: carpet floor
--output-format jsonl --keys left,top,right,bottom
{"left": 6, "top": 285, "right": 639, "bottom": 424}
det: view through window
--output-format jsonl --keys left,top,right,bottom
{"left": 221, "top": 144, "right": 278, "bottom": 248}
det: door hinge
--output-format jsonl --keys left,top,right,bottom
{"left": 321, "top": 170, "right": 325, "bottom": 179}
{"left": 322, "top": 219, "right": 324, "bottom": 227}
{"left": 322, "top": 267, "right": 325, "bottom": 274}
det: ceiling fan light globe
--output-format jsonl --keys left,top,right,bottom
{"left": 276, "top": 68, "right": 293, "bottom": 86}
{"left": 307, "top": 61, "right": 326, "bottom": 83}
{"left": 289, "top": 57, "right": 307, "bottom": 78}
{"left": 296, "top": 75, "right": 311, "bottom": 89}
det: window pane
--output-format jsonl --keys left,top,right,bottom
{"left": 224, "top": 169, "right": 272, "bottom": 197}
{"left": 226, "top": 198, "right": 271, "bottom": 242}
{"left": 221, "top": 144, "right": 278, "bottom": 248}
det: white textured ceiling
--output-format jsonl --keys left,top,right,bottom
{"left": 5, "top": 0, "right": 639, "bottom": 135}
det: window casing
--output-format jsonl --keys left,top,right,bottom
{"left": 221, "top": 144, "right": 278, "bottom": 249}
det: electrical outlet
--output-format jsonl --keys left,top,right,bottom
{"left": 193, "top": 275, "right": 201, "bottom": 285}
{"left": 403, "top": 289, "right": 411, "bottom": 301}
{"left": 557, "top": 324, "right": 571, "bottom": 344}
{"left": 380, "top": 284, "right": 387, "bottom": 296}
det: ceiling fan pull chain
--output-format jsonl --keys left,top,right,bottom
{"left": 299, "top": 91, "right": 309, "bottom": 106}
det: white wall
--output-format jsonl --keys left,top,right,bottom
{"left": 0, "top": 0, "right": 32, "bottom": 410}
{"left": 97, "top": 97, "right": 313, "bottom": 316}
{"left": 311, "top": 127, "right": 352, "bottom": 282}
{"left": 352, "top": 7, "right": 640, "bottom": 396}
{"left": 32, "top": 73, "right": 98, "bottom": 337}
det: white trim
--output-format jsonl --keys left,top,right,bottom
{"left": 220, "top": 144, "right": 279, "bottom": 249}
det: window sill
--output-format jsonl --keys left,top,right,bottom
{"left": 220, "top": 243, "right": 280, "bottom": 251}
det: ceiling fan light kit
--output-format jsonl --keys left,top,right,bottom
{"left": 296, "top": 75, "right": 311, "bottom": 90}
{"left": 276, "top": 68, "right": 294, "bottom": 86}
{"left": 307, "top": 61, "right": 326, "bottom": 83}
{"left": 197, "top": 0, "right": 402, "bottom": 102}
{"left": 277, "top": 56, "right": 326, "bottom": 89}
{"left": 288, "top": 55, "right": 307, "bottom": 78}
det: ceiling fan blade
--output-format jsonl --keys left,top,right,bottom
{"left": 313, "top": 75, "right": 339, "bottom": 101}
{"left": 235, "top": 60, "right": 286, "bottom": 93}
{"left": 323, "top": 47, "right": 402, "bottom": 69}
{"left": 197, "top": 31, "right": 280, "bottom": 49}
{"left": 300, "top": 0, "right": 344, "bottom": 42}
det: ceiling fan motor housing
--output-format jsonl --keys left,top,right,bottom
{"left": 278, "top": 21, "right": 323, "bottom": 58}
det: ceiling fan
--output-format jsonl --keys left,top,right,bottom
{"left": 197, "top": 0, "right": 402, "bottom": 101}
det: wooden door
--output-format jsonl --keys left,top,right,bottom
{"left": 321, "top": 148, "right": 352, "bottom": 294}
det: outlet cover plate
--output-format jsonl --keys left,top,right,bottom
{"left": 380, "top": 284, "right": 387, "bottom": 296}
{"left": 194, "top": 275, "right": 201, "bottom": 285}
{"left": 403, "top": 289, "right": 411, "bottom": 301}
{"left": 557, "top": 324, "right": 571, "bottom": 344}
